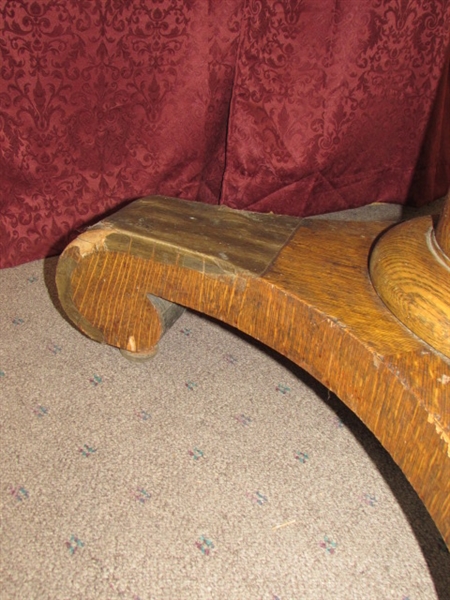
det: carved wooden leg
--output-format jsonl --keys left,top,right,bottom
{"left": 56, "top": 194, "right": 450, "bottom": 549}
{"left": 56, "top": 227, "right": 185, "bottom": 359}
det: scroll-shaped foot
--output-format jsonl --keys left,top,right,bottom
{"left": 56, "top": 228, "right": 185, "bottom": 357}
{"left": 55, "top": 195, "right": 301, "bottom": 357}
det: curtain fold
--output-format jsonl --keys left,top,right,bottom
{"left": 1, "top": 0, "right": 449, "bottom": 268}
{"left": 220, "top": 0, "right": 450, "bottom": 216}
{"left": 408, "top": 42, "right": 450, "bottom": 206}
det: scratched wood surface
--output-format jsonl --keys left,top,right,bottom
{"left": 103, "top": 196, "right": 300, "bottom": 276}
{"left": 56, "top": 195, "right": 450, "bottom": 548}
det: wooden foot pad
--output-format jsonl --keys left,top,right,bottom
{"left": 56, "top": 195, "right": 450, "bottom": 549}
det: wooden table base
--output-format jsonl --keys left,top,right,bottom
{"left": 56, "top": 195, "right": 450, "bottom": 549}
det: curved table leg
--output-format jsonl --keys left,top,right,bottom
{"left": 56, "top": 195, "right": 450, "bottom": 549}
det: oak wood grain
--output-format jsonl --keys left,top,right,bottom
{"left": 56, "top": 195, "right": 450, "bottom": 549}
{"left": 370, "top": 215, "right": 450, "bottom": 359}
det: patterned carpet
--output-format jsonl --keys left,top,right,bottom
{"left": 1, "top": 203, "right": 450, "bottom": 599}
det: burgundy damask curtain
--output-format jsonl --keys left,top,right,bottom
{"left": 1, "top": 1, "right": 450, "bottom": 268}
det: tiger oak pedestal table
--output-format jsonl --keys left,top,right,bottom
{"left": 56, "top": 194, "right": 450, "bottom": 549}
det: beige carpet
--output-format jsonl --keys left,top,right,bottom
{"left": 1, "top": 202, "right": 449, "bottom": 599}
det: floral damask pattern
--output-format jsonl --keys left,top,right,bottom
{"left": 0, "top": 0, "right": 449, "bottom": 267}
{"left": 0, "top": 0, "right": 242, "bottom": 266}
{"left": 222, "top": 0, "right": 450, "bottom": 215}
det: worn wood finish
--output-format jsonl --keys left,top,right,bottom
{"left": 56, "top": 230, "right": 185, "bottom": 355}
{"left": 103, "top": 195, "right": 301, "bottom": 276}
{"left": 56, "top": 197, "right": 300, "bottom": 355}
{"left": 56, "top": 195, "right": 450, "bottom": 549}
